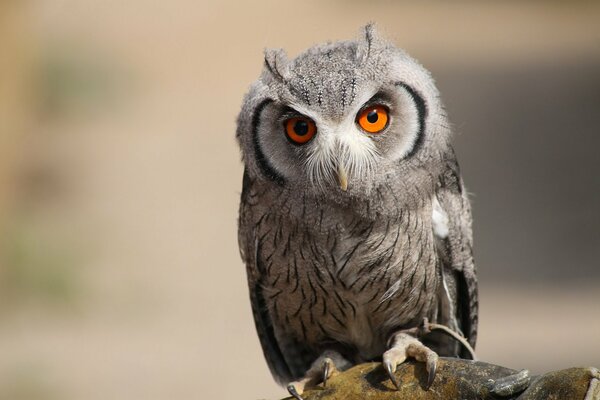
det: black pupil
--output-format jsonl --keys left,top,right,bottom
{"left": 366, "top": 110, "right": 379, "bottom": 123}
{"left": 294, "top": 120, "right": 309, "bottom": 136}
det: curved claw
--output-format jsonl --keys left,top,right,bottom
{"left": 385, "top": 361, "right": 401, "bottom": 390}
{"left": 425, "top": 356, "right": 437, "bottom": 389}
{"left": 323, "top": 361, "right": 330, "bottom": 387}
{"left": 287, "top": 384, "right": 304, "bottom": 400}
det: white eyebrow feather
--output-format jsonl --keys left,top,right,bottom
{"left": 303, "top": 117, "right": 381, "bottom": 192}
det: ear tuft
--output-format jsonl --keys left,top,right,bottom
{"left": 355, "top": 23, "right": 379, "bottom": 64}
{"left": 263, "top": 48, "right": 290, "bottom": 83}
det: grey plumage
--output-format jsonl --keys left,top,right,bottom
{"left": 236, "top": 25, "right": 478, "bottom": 388}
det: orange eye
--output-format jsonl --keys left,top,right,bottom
{"left": 357, "top": 105, "right": 389, "bottom": 134}
{"left": 284, "top": 117, "right": 316, "bottom": 145}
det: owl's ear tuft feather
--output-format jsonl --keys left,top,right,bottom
{"left": 263, "top": 48, "right": 290, "bottom": 83}
{"left": 355, "top": 23, "right": 379, "bottom": 64}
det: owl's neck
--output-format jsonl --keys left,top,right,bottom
{"left": 255, "top": 181, "right": 432, "bottom": 233}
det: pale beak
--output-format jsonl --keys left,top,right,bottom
{"left": 337, "top": 164, "right": 348, "bottom": 191}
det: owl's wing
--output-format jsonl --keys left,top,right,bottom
{"left": 238, "top": 171, "right": 296, "bottom": 384}
{"left": 433, "top": 150, "right": 478, "bottom": 358}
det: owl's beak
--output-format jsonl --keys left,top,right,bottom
{"left": 337, "top": 165, "right": 348, "bottom": 191}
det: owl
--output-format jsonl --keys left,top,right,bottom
{"left": 236, "top": 25, "right": 478, "bottom": 399}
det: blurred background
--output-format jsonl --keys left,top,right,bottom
{"left": 1, "top": 1, "right": 599, "bottom": 399}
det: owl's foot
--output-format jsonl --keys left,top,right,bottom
{"left": 383, "top": 331, "right": 438, "bottom": 391}
{"left": 287, "top": 350, "right": 350, "bottom": 400}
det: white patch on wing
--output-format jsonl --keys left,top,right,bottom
{"left": 432, "top": 196, "right": 449, "bottom": 239}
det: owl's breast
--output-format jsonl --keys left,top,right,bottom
{"left": 256, "top": 205, "right": 440, "bottom": 361}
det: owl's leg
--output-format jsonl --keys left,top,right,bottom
{"left": 287, "top": 350, "right": 351, "bottom": 400}
{"left": 383, "top": 330, "right": 438, "bottom": 390}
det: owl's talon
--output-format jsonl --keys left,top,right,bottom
{"left": 321, "top": 357, "right": 339, "bottom": 388}
{"left": 384, "top": 361, "right": 401, "bottom": 390}
{"left": 287, "top": 384, "right": 305, "bottom": 400}
{"left": 287, "top": 352, "right": 347, "bottom": 397}
{"left": 384, "top": 332, "right": 439, "bottom": 391}
{"left": 426, "top": 356, "right": 437, "bottom": 389}
{"left": 322, "top": 360, "right": 330, "bottom": 387}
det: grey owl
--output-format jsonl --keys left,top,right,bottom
{"left": 236, "top": 25, "right": 478, "bottom": 398}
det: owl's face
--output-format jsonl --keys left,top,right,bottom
{"left": 237, "top": 26, "right": 449, "bottom": 202}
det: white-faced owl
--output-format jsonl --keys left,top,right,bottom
{"left": 236, "top": 25, "right": 478, "bottom": 398}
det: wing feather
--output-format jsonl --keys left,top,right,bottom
{"left": 239, "top": 171, "right": 295, "bottom": 384}
{"left": 434, "top": 149, "right": 479, "bottom": 357}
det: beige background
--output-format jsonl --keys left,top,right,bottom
{"left": 1, "top": 1, "right": 599, "bottom": 399}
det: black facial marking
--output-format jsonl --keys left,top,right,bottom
{"left": 251, "top": 99, "right": 286, "bottom": 186}
{"left": 394, "top": 82, "right": 428, "bottom": 158}
{"left": 349, "top": 77, "right": 357, "bottom": 105}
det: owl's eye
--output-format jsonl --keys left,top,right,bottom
{"left": 357, "top": 105, "right": 389, "bottom": 134}
{"left": 284, "top": 117, "right": 317, "bottom": 145}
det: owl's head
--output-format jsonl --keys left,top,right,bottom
{"left": 237, "top": 25, "right": 451, "bottom": 201}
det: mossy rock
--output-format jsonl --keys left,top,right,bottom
{"left": 282, "top": 358, "right": 600, "bottom": 399}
